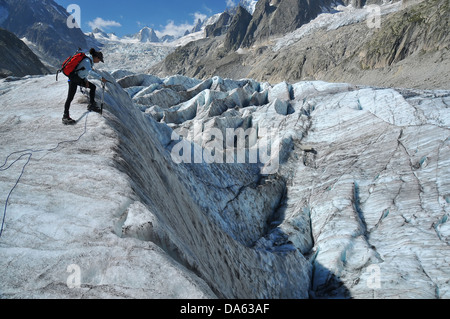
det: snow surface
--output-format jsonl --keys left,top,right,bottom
{"left": 1, "top": 70, "right": 449, "bottom": 299}
{"left": 0, "top": 75, "right": 216, "bottom": 298}
{"left": 240, "top": 0, "right": 258, "bottom": 14}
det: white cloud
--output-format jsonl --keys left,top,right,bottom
{"left": 226, "top": 0, "right": 237, "bottom": 7}
{"left": 88, "top": 17, "right": 122, "bottom": 31}
{"left": 193, "top": 12, "right": 207, "bottom": 23}
{"left": 156, "top": 20, "right": 193, "bottom": 38}
{"left": 156, "top": 12, "right": 207, "bottom": 38}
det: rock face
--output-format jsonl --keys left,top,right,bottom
{"left": 205, "top": 12, "right": 232, "bottom": 38}
{"left": 224, "top": 6, "right": 253, "bottom": 52}
{"left": 358, "top": 0, "right": 449, "bottom": 69}
{"left": 241, "top": 0, "right": 323, "bottom": 47}
{"left": 0, "top": 28, "right": 49, "bottom": 77}
{"left": 222, "top": 0, "right": 403, "bottom": 48}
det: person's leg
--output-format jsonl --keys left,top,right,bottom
{"left": 63, "top": 80, "right": 78, "bottom": 118}
{"left": 88, "top": 81, "right": 97, "bottom": 105}
{"left": 87, "top": 81, "right": 102, "bottom": 113}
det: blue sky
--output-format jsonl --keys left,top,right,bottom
{"left": 55, "top": 0, "right": 237, "bottom": 37}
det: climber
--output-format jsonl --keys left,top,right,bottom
{"left": 62, "top": 48, "right": 108, "bottom": 125}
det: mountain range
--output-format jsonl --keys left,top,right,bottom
{"left": 150, "top": 0, "right": 449, "bottom": 90}
{"left": 5, "top": 0, "right": 445, "bottom": 90}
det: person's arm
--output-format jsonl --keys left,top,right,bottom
{"left": 88, "top": 65, "right": 107, "bottom": 83}
{"left": 80, "top": 58, "right": 106, "bottom": 83}
{"left": 88, "top": 69, "right": 104, "bottom": 81}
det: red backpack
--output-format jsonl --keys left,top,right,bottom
{"left": 56, "top": 51, "right": 86, "bottom": 81}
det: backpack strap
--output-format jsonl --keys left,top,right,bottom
{"left": 73, "top": 56, "right": 93, "bottom": 75}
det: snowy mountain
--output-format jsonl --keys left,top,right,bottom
{"left": 1, "top": 67, "right": 449, "bottom": 299}
{"left": 82, "top": 2, "right": 254, "bottom": 75}
{"left": 88, "top": 28, "right": 112, "bottom": 40}
{"left": 239, "top": 0, "right": 259, "bottom": 14}
{"left": 136, "top": 27, "right": 160, "bottom": 43}
{"left": 86, "top": 13, "right": 220, "bottom": 74}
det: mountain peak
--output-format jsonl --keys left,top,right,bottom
{"left": 136, "top": 26, "right": 160, "bottom": 43}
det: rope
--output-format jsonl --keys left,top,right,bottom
{"left": 0, "top": 113, "right": 90, "bottom": 238}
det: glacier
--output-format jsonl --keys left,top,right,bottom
{"left": 0, "top": 71, "right": 449, "bottom": 299}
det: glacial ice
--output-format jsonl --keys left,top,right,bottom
{"left": 0, "top": 71, "right": 449, "bottom": 299}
